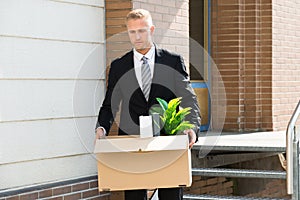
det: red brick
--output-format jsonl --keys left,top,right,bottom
{"left": 38, "top": 189, "right": 52, "bottom": 198}
{"left": 64, "top": 193, "right": 82, "bottom": 200}
{"left": 19, "top": 192, "right": 38, "bottom": 200}
{"left": 89, "top": 180, "right": 99, "bottom": 188}
{"left": 72, "top": 182, "right": 90, "bottom": 192}
{"left": 206, "top": 178, "right": 219, "bottom": 186}
{"left": 46, "top": 197, "right": 63, "bottom": 200}
{"left": 106, "top": 2, "right": 132, "bottom": 9}
{"left": 5, "top": 196, "right": 19, "bottom": 200}
{"left": 82, "top": 189, "right": 99, "bottom": 198}
{"left": 52, "top": 186, "right": 71, "bottom": 196}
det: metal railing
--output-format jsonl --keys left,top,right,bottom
{"left": 286, "top": 100, "right": 300, "bottom": 198}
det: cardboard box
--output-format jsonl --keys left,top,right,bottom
{"left": 94, "top": 135, "right": 192, "bottom": 191}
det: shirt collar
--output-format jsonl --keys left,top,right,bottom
{"left": 133, "top": 45, "right": 155, "bottom": 61}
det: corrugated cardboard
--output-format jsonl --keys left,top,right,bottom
{"left": 94, "top": 135, "right": 192, "bottom": 191}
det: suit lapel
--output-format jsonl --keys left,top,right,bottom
{"left": 148, "top": 48, "right": 164, "bottom": 102}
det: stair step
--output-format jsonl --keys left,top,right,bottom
{"left": 183, "top": 194, "right": 289, "bottom": 200}
{"left": 192, "top": 168, "right": 286, "bottom": 179}
{"left": 193, "top": 131, "right": 286, "bottom": 153}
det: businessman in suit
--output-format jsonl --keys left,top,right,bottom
{"left": 95, "top": 9, "right": 201, "bottom": 200}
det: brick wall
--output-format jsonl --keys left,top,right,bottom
{"left": 106, "top": 0, "right": 132, "bottom": 65}
{"left": 246, "top": 179, "right": 291, "bottom": 199}
{"left": 0, "top": 177, "right": 109, "bottom": 200}
{"left": 211, "top": 0, "right": 273, "bottom": 131}
{"left": 211, "top": 0, "right": 300, "bottom": 132}
{"left": 228, "top": 155, "right": 290, "bottom": 198}
{"left": 105, "top": 0, "right": 133, "bottom": 135}
{"left": 184, "top": 176, "right": 233, "bottom": 196}
{"left": 272, "top": 0, "right": 300, "bottom": 130}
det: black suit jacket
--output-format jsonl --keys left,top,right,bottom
{"left": 97, "top": 47, "right": 201, "bottom": 136}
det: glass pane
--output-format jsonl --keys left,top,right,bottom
{"left": 189, "top": 0, "right": 205, "bottom": 81}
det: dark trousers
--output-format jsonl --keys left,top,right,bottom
{"left": 124, "top": 187, "right": 183, "bottom": 200}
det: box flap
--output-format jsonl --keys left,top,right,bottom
{"left": 94, "top": 135, "right": 189, "bottom": 153}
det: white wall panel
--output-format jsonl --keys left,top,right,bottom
{"left": 0, "top": 37, "right": 105, "bottom": 79}
{"left": 0, "top": 0, "right": 104, "bottom": 42}
{"left": 0, "top": 80, "right": 104, "bottom": 121}
{"left": 0, "top": 117, "right": 98, "bottom": 164}
{"left": 0, "top": 0, "right": 106, "bottom": 190}
{"left": 0, "top": 154, "right": 98, "bottom": 190}
{"left": 52, "top": 0, "right": 104, "bottom": 7}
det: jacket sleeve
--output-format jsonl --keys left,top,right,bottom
{"left": 96, "top": 61, "right": 122, "bottom": 135}
{"left": 174, "top": 55, "right": 202, "bottom": 139}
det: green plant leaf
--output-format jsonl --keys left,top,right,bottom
{"left": 149, "top": 105, "right": 164, "bottom": 116}
{"left": 168, "top": 97, "right": 181, "bottom": 110}
{"left": 156, "top": 97, "right": 194, "bottom": 135}
{"left": 171, "top": 121, "right": 195, "bottom": 135}
{"left": 175, "top": 107, "right": 191, "bottom": 121}
{"left": 156, "top": 97, "right": 168, "bottom": 112}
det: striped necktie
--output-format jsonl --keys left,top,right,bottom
{"left": 141, "top": 56, "right": 151, "bottom": 101}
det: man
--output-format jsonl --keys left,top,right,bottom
{"left": 95, "top": 9, "right": 201, "bottom": 200}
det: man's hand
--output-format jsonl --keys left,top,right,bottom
{"left": 184, "top": 129, "right": 197, "bottom": 148}
{"left": 94, "top": 128, "right": 106, "bottom": 145}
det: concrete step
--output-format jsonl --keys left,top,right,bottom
{"left": 193, "top": 131, "right": 286, "bottom": 153}
{"left": 183, "top": 194, "right": 289, "bottom": 200}
{"left": 192, "top": 168, "right": 286, "bottom": 179}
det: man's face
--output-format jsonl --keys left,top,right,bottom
{"left": 127, "top": 18, "right": 155, "bottom": 54}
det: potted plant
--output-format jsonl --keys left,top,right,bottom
{"left": 150, "top": 97, "right": 195, "bottom": 135}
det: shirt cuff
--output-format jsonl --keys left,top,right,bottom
{"left": 95, "top": 126, "right": 107, "bottom": 136}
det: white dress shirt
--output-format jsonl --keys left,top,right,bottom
{"left": 133, "top": 45, "right": 155, "bottom": 90}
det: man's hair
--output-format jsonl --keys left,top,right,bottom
{"left": 126, "top": 9, "right": 153, "bottom": 26}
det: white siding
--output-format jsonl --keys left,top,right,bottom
{"left": 0, "top": 154, "right": 98, "bottom": 189}
{"left": 0, "top": 37, "right": 105, "bottom": 79}
{"left": 0, "top": 0, "right": 104, "bottom": 42}
{"left": 0, "top": 117, "right": 98, "bottom": 164}
{"left": 0, "top": 0, "right": 105, "bottom": 190}
{"left": 50, "top": 0, "right": 104, "bottom": 7}
{"left": 0, "top": 80, "right": 104, "bottom": 121}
